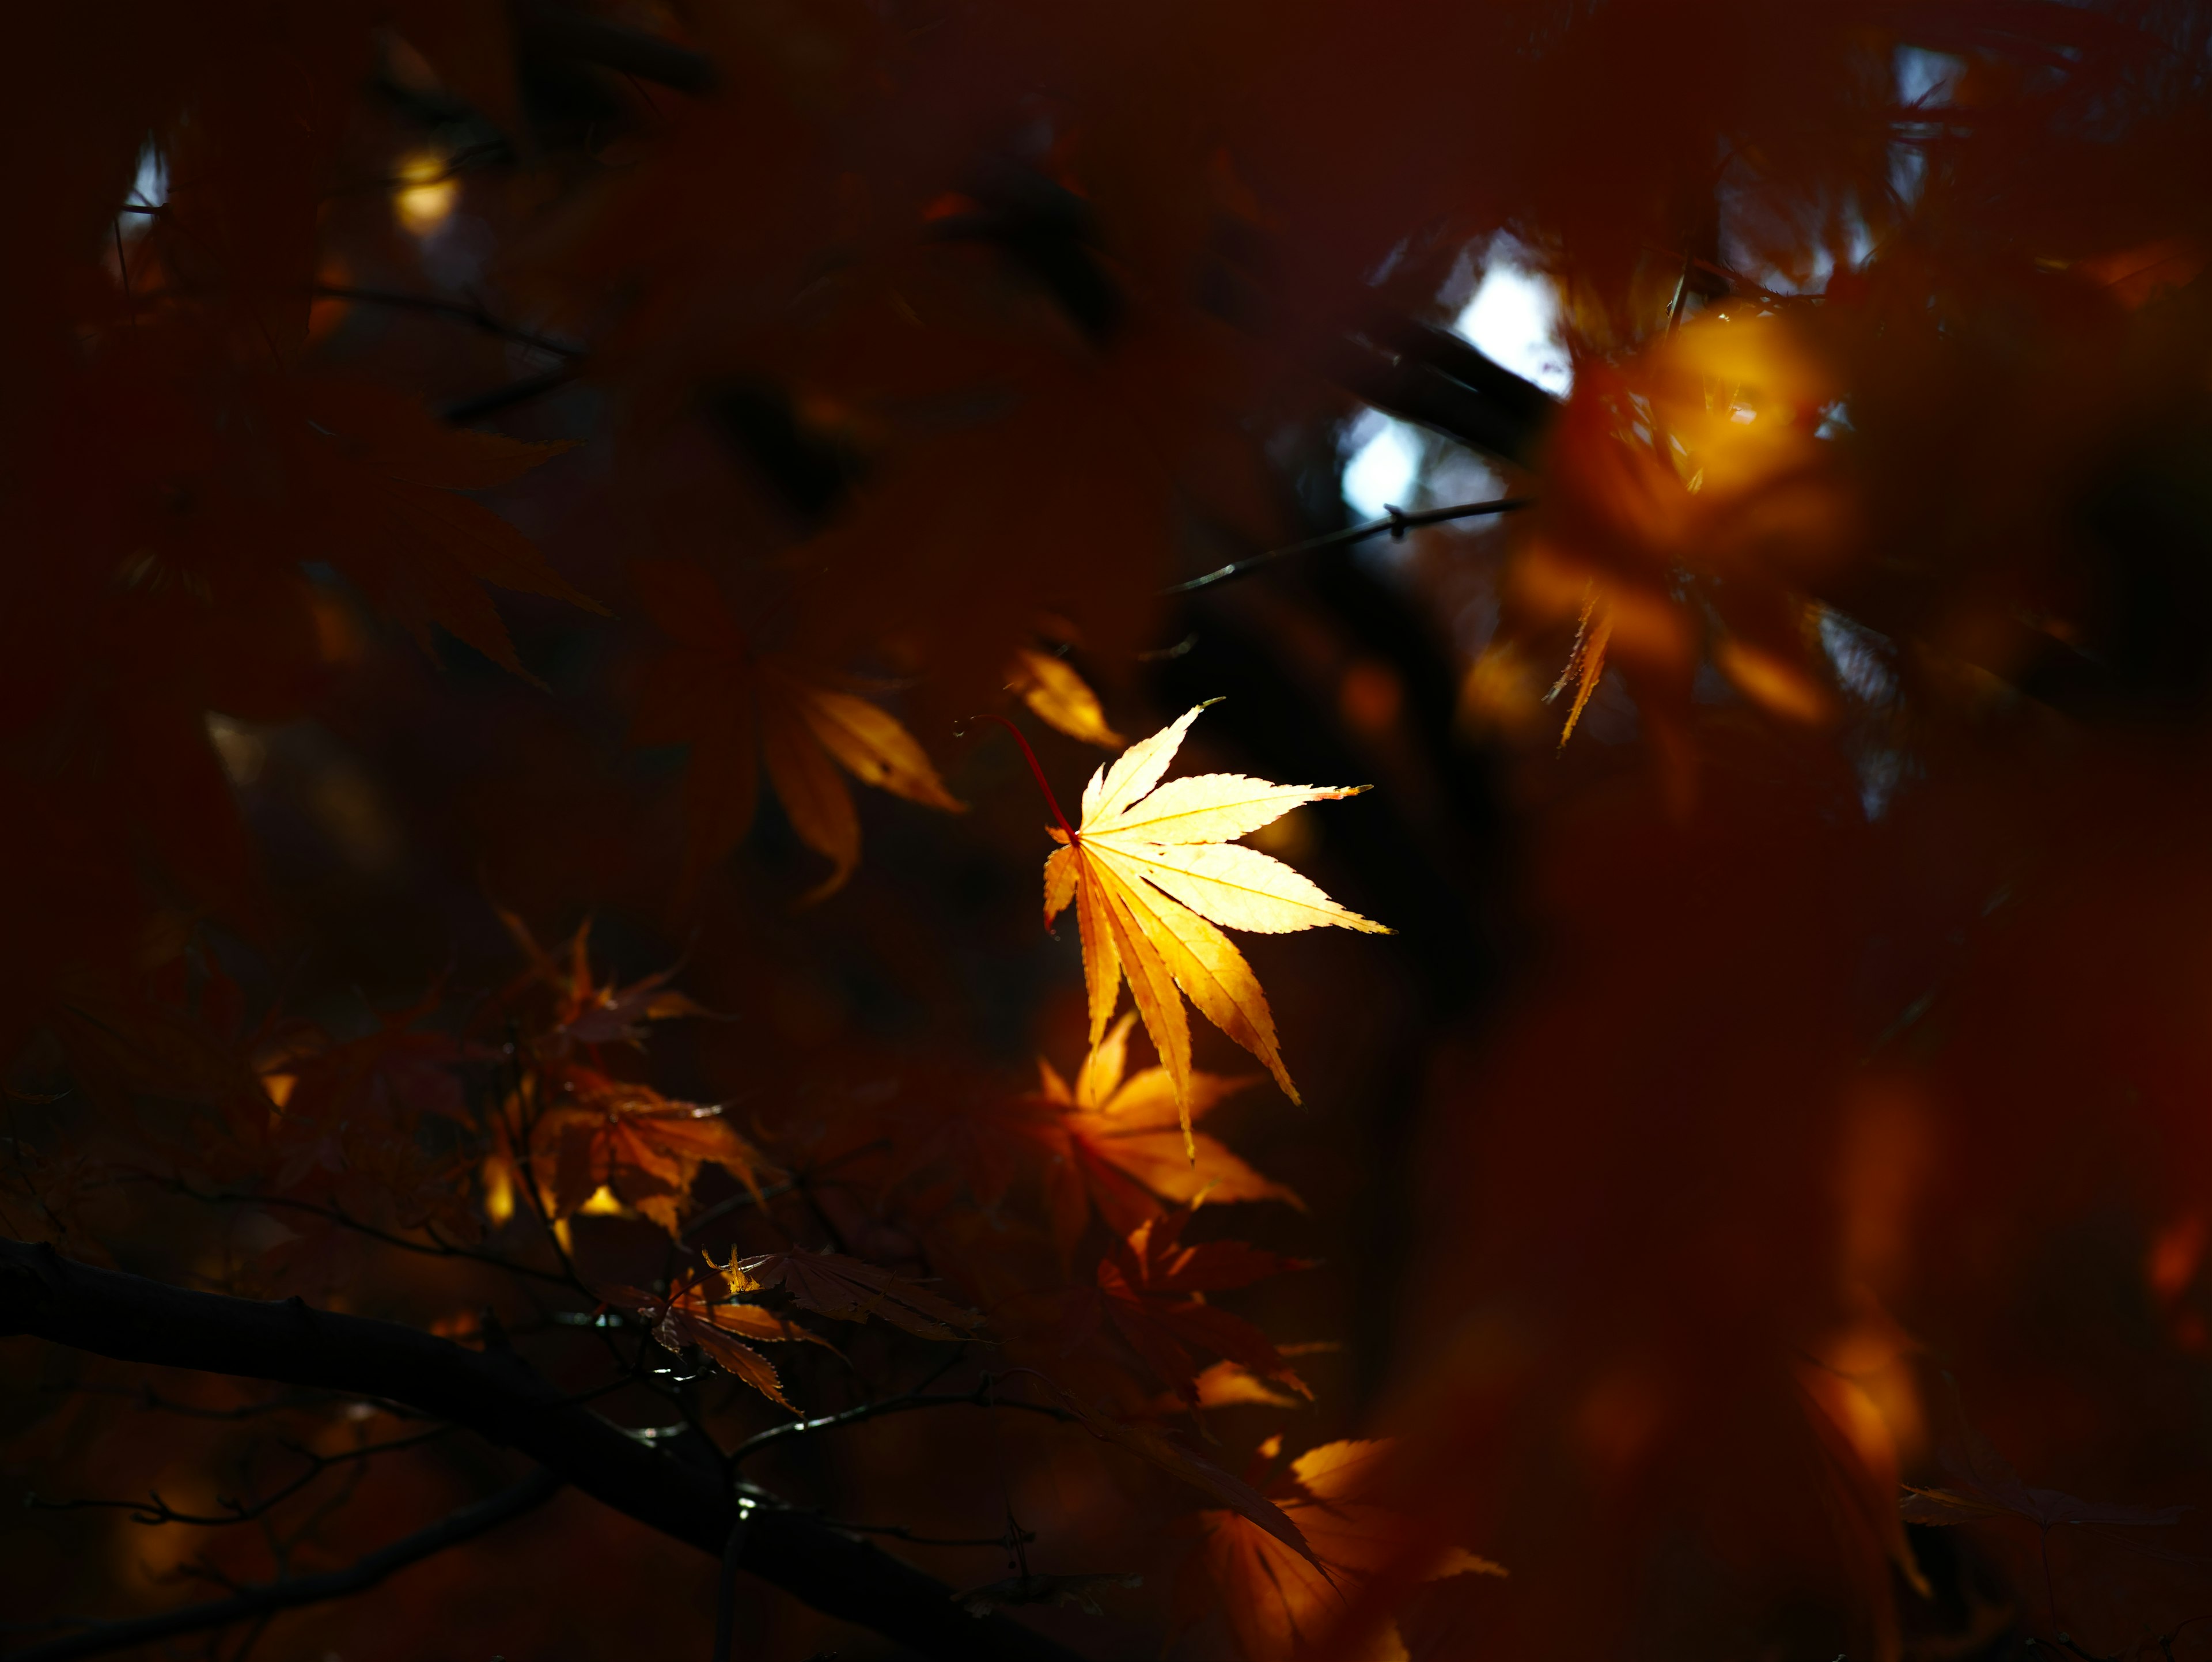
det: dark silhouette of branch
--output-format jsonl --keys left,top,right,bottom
{"left": 1167, "top": 496, "right": 1535, "bottom": 595}
{"left": 0, "top": 1241, "right": 1085, "bottom": 1662}
{"left": 678, "top": 1142, "right": 892, "bottom": 1243}
{"left": 820, "top": 1516, "right": 1037, "bottom": 1549}
{"left": 515, "top": 2, "right": 718, "bottom": 95}
{"left": 29, "top": 1428, "right": 450, "bottom": 1528}
{"left": 732, "top": 1375, "right": 1080, "bottom": 1466}
{"left": 314, "top": 286, "right": 583, "bottom": 358}
{"left": 6, "top": 1467, "right": 560, "bottom": 1662}
{"left": 713, "top": 1522, "right": 744, "bottom": 1662}
{"left": 1319, "top": 316, "right": 1555, "bottom": 465}
{"left": 163, "top": 1184, "right": 579, "bottom": 1288}
{"left": 444, "top": 367, "right": 581, "bottom": 425}
{"left": 45, "top": 1379, "right": 353, "bottom": 1422}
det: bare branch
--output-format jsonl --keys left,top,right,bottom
{"left": 29, "top": 1428, "right": 450, "bottom": 1528}
{"left": 0, "top": 1240, "right": 1085, "bottom": 1662}
{"left": 314, "top": 286, "right": 583, "bottom": 359}
{"left": 8, "top": 1468, "right": 560, "bottom": 1662}
{"left": 514, "top": 1, "right": 718, "bottom": 95}
{"left": 1168, "top": 495, "right": 1534, "bottom": 596}
{"left": 443, "top": 367, "right": 580, "bottom": 426}
{"left": 733, "top": 1375, "right": 1080, "bottom": 1466}
{"left": 821, "top": 1517, "right": 1038, "bottom": 1549}
{"left": 45, "top": 1379, "right": 358, "bottom": 1422}
{"left": 162, "top": 1184, "right": 579, "bottom": 1289}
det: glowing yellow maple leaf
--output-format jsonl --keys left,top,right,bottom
{"left": 1036, "top": 703, "right": 1388, "bottom": 1152}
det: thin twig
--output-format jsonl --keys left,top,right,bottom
{"left": 7, "top": 1468, "right": 559, "bottom": 1662}
{"left": 0, "top": 1239, "right": 1089, "bottom": 1662}
{"left": 444, "top": 366, "right": 581, "bottom": 425}
{"left": 731, "top": 1375, "right": 1077, "bottom": 1466}
{"left": 817, "top": 1517, "right": 1037, "bottom": 1549}
{"left": 44, "top": 1380, "right": 353, "bottom": 1422}
{"left": 29, "top": 1428, "right": 451, "bottom": 1528}
{"left": 161, "top": 1184, "right": 576, "bottom": 1288}
{"left": 313, "top": 285, "right": 583, "bottom": 358}
{"left": 712, "top": 1519, "right": 744, "bottom": 1660}
{"left": 1166, "top": 495, "right": 1533, "bottom": 595}
{"left": 679, "top": 1145, "right": 890, "bottom": 1243}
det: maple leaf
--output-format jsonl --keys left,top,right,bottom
{"left": 248, "top": 990, "right": 480, "bottom": 1233}
{"left": 294, "top": 379, "right": 605, "bottom": 684}
{"left": 537, "top": 1069, "right": 778, "bottom": 1233}
{"left": 1194, "top": 1437, "right": 1506, "bottom": 1662}
{"left": 630, "top": 558, "right": 965, "bottom": 900}
{"left": 1166, "top": 1345, "right": 1343, "bottom": 1415}
{"left": 1038, "top": 1386, "right": 1321, "bottom": 1570}
{"left": 719, "top": 1243, "right": 985, "bottom": 1340}
{"left": 599, "top": 1271, "right": 830, "bottom": 1409}
{"left": 1036, "top": 703, "right": 1389, "bottom": 1149}
{"left": 1075, "top": 1209, "right": 1312, "bottom": 1407}
{"left": 497, "top": 910, "right": 710, "bottom": 1051}
{"left": 1028, "top": 1012, "right": 1301, "bottom": 1258}
{"left": 1006, "top": 647, "right": 1124, "bottom": 748}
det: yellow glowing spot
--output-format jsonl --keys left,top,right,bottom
{"left": 393, "top": 151, "right": 457, "bottom": 237}
{"left": 260, "top": 1071, "right": 296, "bottom": 1109}
{"left": 579, "top": 1184, "right": 626, "bottom": 1216}
{"left": 480, "top": 1155, "right": 515, "bottom": 1226}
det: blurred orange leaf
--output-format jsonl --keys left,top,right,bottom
{"left": 1089, "top": 1209, "right": 1312, "bottom": 1407}
{"left": 1008, "top": 647, "right": 1125, "bottom": 747}
{"left": 1195, "top": 1438, "right": 1506, "bottom": 1662}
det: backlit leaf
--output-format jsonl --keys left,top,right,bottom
{"left": 1041, "top": 704, "right": 1387, "bottom": 1149}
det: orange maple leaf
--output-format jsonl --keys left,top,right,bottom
{"left": 1040, "top": 1387, "right": 1321, "bottom": 1572}
{"left": 599, "top": 1269, "right": 833, "bottom": 1410}
{"left": 1006, "top": 646, "right": 1124, "bottom": 747}
{"left": 537, "top": 1069, "right": 777, "bottom": 1233}
{"left": 1077, "top": 1209, "right": 1311, "bottom": 1407}
{"left": 630, "top": 558, "right": 964, "bottom": 901}
{"left": 497, "top": 910, "right": 711, "bottom": 1052}
{"left": 1036, "top": 702, "right": 1388, "bottom": 1149}
{"left": 1028, "top": 1013, "right": 1300, "bottom": 1260}
{"left": 1194, "top": 1438, "right": 1506, "bottom": 1662}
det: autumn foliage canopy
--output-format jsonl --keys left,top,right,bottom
{"left": 10, "top": 2, "right": 2212, "bottom": 1659}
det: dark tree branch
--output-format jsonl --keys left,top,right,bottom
{"left": 1167, "top": 496, "right": 1534, "bottom": 595}
{"left": 0, "top": 1241, "right": 1084, "bottom": 1662}
{"left": 732, "top": 1375, "right": 1080, "bottom": 1466}
{"left": 6, "top": 1467, "right": 560, "bottom": 1662}
{"left": 444, "top": 367, "right": 580, "bottom": 425}
{"left": 45, "top": 1379, "right": 352, "bottom": 1422}
{"left": 29, "top": 1428, "right": 450, "bottom": 1528}
{"left": 164, "top": 1184, "right": 578, "bottom": 1288}
{"left": 514, "top": 1, "right": 718, "bottom": 94}
{"left": 314, "top": 286, "right": 583, "bottom": 359}
{"left": 821, "top": 1517, "right": 1037, "bottom": 1549}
